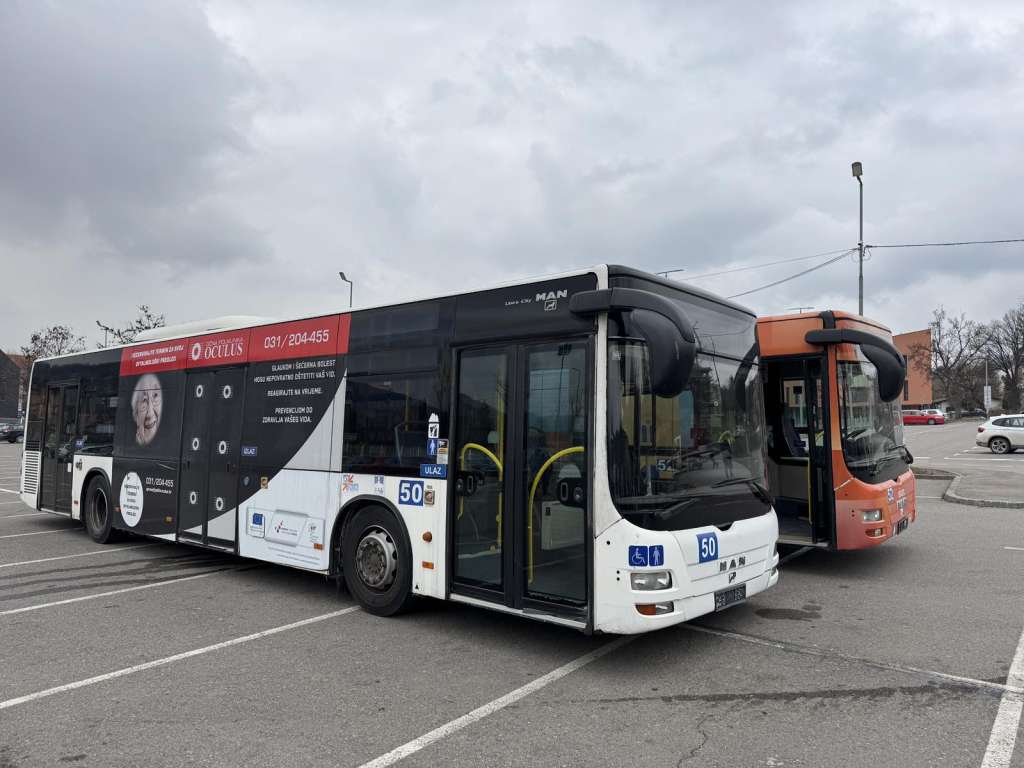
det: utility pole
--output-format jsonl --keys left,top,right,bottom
{"left": 852, "top": 161, "right": 864, "bottom": 315}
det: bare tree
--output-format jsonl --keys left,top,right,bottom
{"left": 20, "top": 325, "right": 86, "bottom": 364}
{"left": 96, "top": 305, "right": 165, "bottom": 347}
{"left": 985, "top": 303, "right": 1024, "bottom": 412}
{"left": 909, "top": 307, "right": 987, "bottom": 410}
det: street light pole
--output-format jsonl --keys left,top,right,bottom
{"left": 852, "top": 161, "right": 864, "bottom": 315}
{"left": 657, "top": 268, "right": 686, "bottom": 278}
{"left": 338, "top": 272, "right": 353, "bottom": 308}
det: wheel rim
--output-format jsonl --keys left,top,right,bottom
{"left": 89, "top": 488, "right": 108, "bottom": 532}
{"left": 992, "top": 438, "right": 1009, "bottom": 454}
{"left": 355, "top": 526, "right": 398, "bottom": 590}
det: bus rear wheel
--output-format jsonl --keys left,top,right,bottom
{"left": 342, "top": 505, "right": 416, "bottom": 616}
{"left": 84, "top": 475, "right": 117, "bottom": 544}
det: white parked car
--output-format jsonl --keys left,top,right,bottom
{"left": 976, "top": 414, "right": 1024, "bottom": 454}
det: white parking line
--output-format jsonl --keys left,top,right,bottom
{"left": 686, "top": 624, "right": 1021, "bottom": 696}
{"left": 0, "top": 544, "right": 157, "bottom": 569}
{"left": 0, "top": 488, "right": 18, "bottom": 494}
{"left": 0, "top": 528, "right": 78, "bottom": 540}
{"left": 1004, "top": 547, "right": 1024, "bottom": 552}
{"left": 0, "top": 568, "right": 238, "bottom": 616}
{"left": 357, "top": 636, "right": 633, "bottom": 768}
{"left": 0, "top": 500, "right": 25, "bottom": 505}
{"left": 942, "top": 457, "right": 1020, "bottom": 463}
{"left": 0, "top": 512, "right": 49, "bottom": 520}
{"left": 0, "top": 606, "right": 361, "bottom": 711}
{"left": 980, "top": 621, "right": 1024, "bottom": 767}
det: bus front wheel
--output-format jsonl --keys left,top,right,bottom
{"left": 342, "top": 505, "right": 416, "bottom": 616}
{"left": 84, "top": 475, "right": 117, "bottom": 544}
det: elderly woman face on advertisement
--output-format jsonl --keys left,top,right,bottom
{"left": 131, "top": 373, "right": 163, "bottom": 446}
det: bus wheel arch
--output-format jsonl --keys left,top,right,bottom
{"left": 335, "top": 499, "right": 416, "bottom": 616}
{"left": 83, "top": 472, "right": 118, "bottom": 544}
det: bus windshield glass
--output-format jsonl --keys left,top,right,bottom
{"left": 607, "top": 340, "right": 771, "bottom": 531}
{"left": 837, "top": 351, "right": 906, "bottom": 475}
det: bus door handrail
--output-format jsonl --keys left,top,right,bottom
{"left": 458, "top": 442, "right": 504, "bottom": 547}
{"left": 526, "top": 446, "right": 585, "bottom": 584}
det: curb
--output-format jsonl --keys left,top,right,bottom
{"left": 943, "top": 473, "right": 1024, "bottom": 509}
{"left": 912, "top": 465, "right": 1024, "bottom": 508}
{"left": 910, "top": 466, "right": 956, "bottom": 480}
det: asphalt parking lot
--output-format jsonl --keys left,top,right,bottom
{"left": 1, "top": 440, "right": 1023, "bottom": 768}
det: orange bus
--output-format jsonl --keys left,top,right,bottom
{"left": 756, "top": 311, "right": 916, "bottom": 550}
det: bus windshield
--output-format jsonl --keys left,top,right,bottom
{"left": 607, "top": 341, "right": 771, "bottom": 531}
{"left": 837, "top": 352, "right": 906, "bottom": 475}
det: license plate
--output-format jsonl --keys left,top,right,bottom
{"left": 894, "top": 517, "right": 909, "bottom": 535}
{"left": 714, "top": 584, "right": 746, "bottom": 611}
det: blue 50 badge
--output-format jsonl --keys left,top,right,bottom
{"left": 398, "top": 480, "right": 424, "bottom": 507}
{"left": 696, "top": 532, "right": 719, "bottom": 563}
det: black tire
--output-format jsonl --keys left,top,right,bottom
{"left": 990, "top": 437, "right": 1011, "bottom": 455}
{"left": 83, "top": 474, "right": 117, "bottom": 543}
{"left": 341, "top": 504, "right": 416, "bottom": 616}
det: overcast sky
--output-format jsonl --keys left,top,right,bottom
{"left": 2, "top": 1, "right": 1023, "bottom": 350}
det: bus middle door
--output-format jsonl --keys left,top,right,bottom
{"left": 179, "top": 368, "right": 245, "bottom": 549}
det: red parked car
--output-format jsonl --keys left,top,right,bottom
{"left": 902, "top": 409, "right": 945, "bottom": 425}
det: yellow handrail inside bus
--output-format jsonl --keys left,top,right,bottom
{"left": 526, "top": 446, "right": 584, "bottom": 584}
{"left": 458, "top": 442, "right": 504, "bottom": 548}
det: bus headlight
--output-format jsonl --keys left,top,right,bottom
{"left": 630, "top": 571, "right": 672, "bottom": 590}
{"left": 861, "top": 509, "right": 883, "bottom": 522}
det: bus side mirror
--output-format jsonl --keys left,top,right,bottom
{"left": 861, "top": 345, "right": 905, "bottom": 402}
{"left": 632, "top": 310, "right": 695, "bottom": 398}
{"left": 804, "top": 328, "right": 907, "bottom": 403}
{"left": 570, "top": 287, "right": 697, "bottom": 398}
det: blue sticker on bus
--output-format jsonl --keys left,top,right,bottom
{"left": 696, "top": 532, "right": 719, "bottom": 563}
{"left": 420, "top": 464, "right": 447, "bottom": 479}
{"left": 427, "top": 438, "right": 438, "bottom": 456}
{"left": 241, "top": 445, "right": 258, "bottom": 457}
{"left": 628, "top": 545, "right": 648, "bottom": 567}
{"left": 649, "top": 544, "right": 664, "bottom": 567}
{"left": 398, "top": 480, "right": 424, "bottom": 506}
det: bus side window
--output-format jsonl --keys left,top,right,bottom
{"left": 342, "top": 373, "right": 444, "bottom": 476}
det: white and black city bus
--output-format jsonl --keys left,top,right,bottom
{"left": 19, "top": 265, "right": 779, "bottom": 633}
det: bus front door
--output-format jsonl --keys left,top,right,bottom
{"left": 805, "top": 358, "right": 834, "bottom": 545}
{"left": 40, "top": 383, "right": 79, "bottom": 514}
{"left": 178, "top": 368, "right": 245, "bottom": 549}
{"left": 451, "top": 340, "right": 589, "bottom": 618}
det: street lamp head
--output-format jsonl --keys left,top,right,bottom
{"left": 338, "top": 271, "right": 348, "bottom": 281}
{"left": 851, "top": 161, "right": 863, "bottom": 178}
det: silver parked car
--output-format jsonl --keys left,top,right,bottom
{"left": 976, "top": 414, "right": 1024, "bottom": 454}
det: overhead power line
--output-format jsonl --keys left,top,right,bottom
{"left": 726, "top": 249, "right": 855, "bottom": 300}
{"left": 684, "top": 248, "right": 851, "bottom": 281}
{"left": 867, "top": 238, "right": 1024, "bottom": 249}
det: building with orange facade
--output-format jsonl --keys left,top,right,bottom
{"left": 893, "top": 329, "right": 933, "bottom": 408}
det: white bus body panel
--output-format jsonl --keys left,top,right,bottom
{"left": 70, "top": 455, "right": 114, "bottom": 521}
{"left": 593, "top": 510, "right": 779, "bottom": 634}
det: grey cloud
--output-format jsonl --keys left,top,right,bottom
{"left": 0, "top": 0, "right": 264, "bottom": 267}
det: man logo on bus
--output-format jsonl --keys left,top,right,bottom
{"left": 537, "top": 289, "right": 567, "bottom": 312}
{"left": 190, "top": 342, "right": 202, "bottom": 361}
